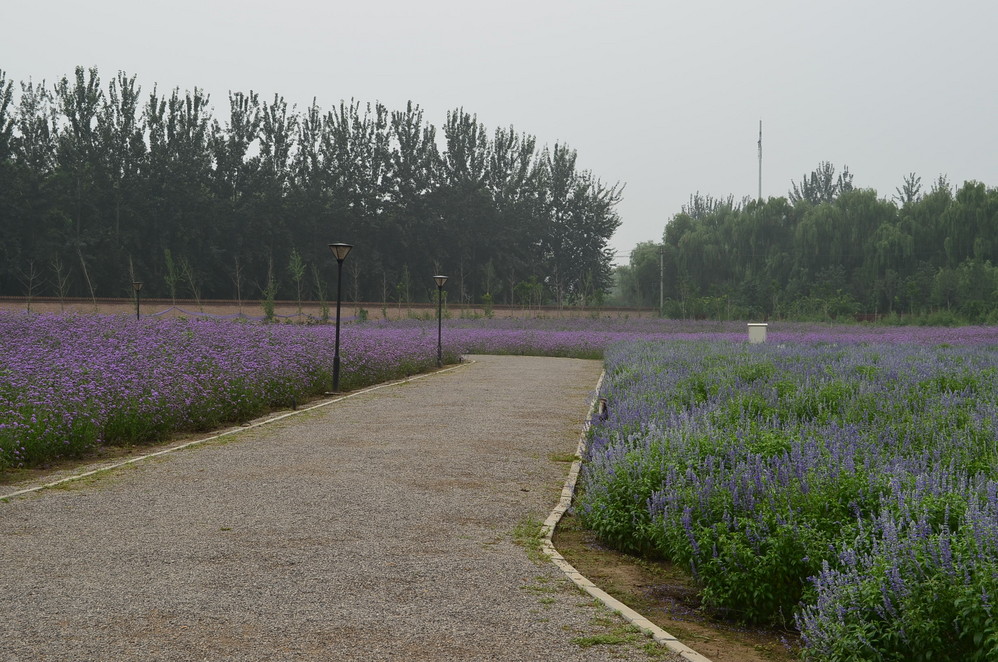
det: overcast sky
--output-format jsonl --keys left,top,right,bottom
{"left": 3, "top": 0, "right": 997, "bottom": 263}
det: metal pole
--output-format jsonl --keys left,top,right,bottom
{"left": 437, "top": 284, "right": 443, "bottom": 368}
{"left": 659, "top": 248, "right": 664, "bottom": 315}
{"left": 333, "top": 259, "right": 344, "bottom": 391}
{"left": 758, "top": 120, "right": 763, "bottom": 202}
{"left": 135, "top": 288, "right": 141, "bottom": 320}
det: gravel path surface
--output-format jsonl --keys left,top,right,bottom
{"left": 1, "top": 355, "right": 676, "bottom": 662}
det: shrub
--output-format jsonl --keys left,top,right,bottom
{"left": 579, "top": 338, "right": 998, "bottom": 659}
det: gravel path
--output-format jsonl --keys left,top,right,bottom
{"left": 1, "top": 355, "right": 676, "bottom": 662}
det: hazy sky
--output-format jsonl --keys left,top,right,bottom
{"left": 3, "top": 0, "right": 997, "bottom": 263}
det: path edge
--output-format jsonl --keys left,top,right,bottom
{"left": 539, "top": 370, "right": 714, "bottom": 662}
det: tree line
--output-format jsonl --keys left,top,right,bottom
{"left": 616, "top": 162, "right": 998, "bottom": 323}
{"left": 0, "top": 66, "right": 622, "bottom": 308}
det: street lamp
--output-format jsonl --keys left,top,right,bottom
{"left": 132, "top": 281, "right": 143, "bottom": 320}
{"left": 328, "top": 243, "right": 353, "bottom": 392}
{"left": 434, "top": 275, "right": 448, "bottom": 368}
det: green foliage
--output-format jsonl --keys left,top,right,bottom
{"left": 0, "top": 67, "right": 622, "bottom": 307}
{"left": 630, "top": 168, "right": 998, "bottom": 322}
{"left": 804, "top": 560, "right": 998, "bottom": 662}
{"left": 163, "top": 248, "right": 179, "bottom": 303}
{"left": 287, "top": 248, "right": 307, "bottom": 317}
{"left": 511, "top": 516, "right": 546, "bottom": 564}
{"left": 580, "top": 340, "right": 998, "bottom": 649}
{"left": 311, "top": 264, "right": 329, "bottom": 322}
{"left": 261, "top": 258, "right": 278, "bottom": 322}
{"left": 514, "top": 276, "right": 544, "bottom": 308}
{"left": 694, "top": 517, "right": 822, "bottom": 626}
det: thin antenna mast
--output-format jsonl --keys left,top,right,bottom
{"left": 757, "top": 120, "right": 763, "bottom": 201}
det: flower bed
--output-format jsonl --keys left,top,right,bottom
{"left": 578, "top": 340, "right": 998, "bottom": 660}
{"left": 0, "top": 313, "right": 457, "bottom": 469}
{"left": 434, "top": 316, "right": 998, "bottom": 352}
{"left": 5, "top": 311, "right": 998, "bottom": 658}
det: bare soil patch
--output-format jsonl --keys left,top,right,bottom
{"left": 553, "top": 511, "right": 800, "bottom": 662}
{"left": 0, "top": 296, "right": 654, "bottom": 320}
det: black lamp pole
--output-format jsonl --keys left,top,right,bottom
{"left": 434, "top": 275, "right": 448, "bottom": 367}
{"left": 132, "top": 281, "right": 143, "bottom": 320}
{"left": 328, "top": 243, "right": 353, "bottom": 392}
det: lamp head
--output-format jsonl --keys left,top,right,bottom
{"left": 132, "top": 281, "right": 143, "bottom": 292}
{"left": 433, "top": 275, "right": 448, "bottom": 288}
{"left": 328, "top": 243, "right": 353, "bottom": 262}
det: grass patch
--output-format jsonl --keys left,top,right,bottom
{"left": 511, "top": 515, "right": 547, "bottom": 564}
{"left": 573, "top": 632, "right": 632, "bottom": 647}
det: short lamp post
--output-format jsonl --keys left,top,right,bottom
{"left": 328, "top": 243, "right": 353, "bottom": 392}
{"left": 132, "top": 281, "right": 143, "bottom": 320}
{"left": 434, "top": 275, "right": 448, "bottom": 367}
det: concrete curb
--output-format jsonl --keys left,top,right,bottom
{"left": 0, "top": 362, "right": 473, "bottom": 502}
{"left": 540, "top": 370, "right": 714, "bottom": 662}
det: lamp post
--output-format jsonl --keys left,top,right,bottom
{"left": 132, "top": 281, "right": 143, "bottom": 320}
{"left": 328, "top": 243, "right": 353, "bottom": 392}
{"left": 434, "top": 275, "right": 448, "bottom": 368}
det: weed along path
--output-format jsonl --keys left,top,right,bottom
{"left": 0, "top": 355, "right": 683, "bottom": 662}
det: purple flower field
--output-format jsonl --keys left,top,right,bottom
{"left": 578, "top": 339, "right": 998, "bottom": 661}
{"left": 4, "top": 311, "right": 996, "bottom": 473}
{"left": 5, "top": 311, "right": 998, "bottom": 659}
{"left": 430, "top": 316, "right": 998, "bottom": 352}
{"left": 0, "top": 312, "right": 458, "bottom": 470}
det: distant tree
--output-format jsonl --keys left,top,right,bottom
{"left": 16, "top": 260, "right": 40, "bottom": 310}
{"left": 230, "top": 255, "right": 244, "bottom": 313}
{"left": 0, "top": 66, "right": 627, "bottom": 306}
{"left": 682, "top": 191, "right": 738, "bottom": 221}
{"left": 50, "top": 256, "right": 72, "bottom": 310}
{"left": 387, "top": 101, "right": 440, "bottom": 268}
{"left": 0, "top": 69, "right": 13, "bottom": 161}
{"left": 260, "top": 255, "right": 278, "bottom": 322}
{"left": 311, "top": 264, "right": 329, "bottom": 322}
{"left": 95, "top": 71, "right": 144, "bottom": 242}
{"left": 438, "top": 108, "right": 496, "bottom": 299}
{"left": 287, "top": 247, "right": 307, "bottom": 317}
{"left": 893, "top": 172, "right": 922, "bottom": 207}
{"left": 789, "top": 161, "right": 854, "bottom": 205}
{"left": 211, "top": 91, "right": 260, "bottom": 204}
{"left": 535, "top": 143, "right": 622, "bottom": 304}
{"left": 178, "top": 255, "right": 203, "bottom": 310}
{"left": 618, "top": 242, "right": 664, "bottom": 308}
{"left": 163, "top": 248, "right": 179, "bottom": 304}
{"left": 54, "top": 67, "right": 104, "bottom": 287}
{"left": 0, "top": 70, "right": 16, "bottom": 293}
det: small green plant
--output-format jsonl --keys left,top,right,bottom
{"left": 163, "top": 248, "right": 179, "bottom": 305}
{"left": 512, "top": 516, "right": 547, "bottom": 564}
{"left": 261, "top": 257, "right": 278, "bottom": 322}
{"left": 287, "top": 248, "right": 306, "bottom": 319}
{"left": 572, "top": 621, "right": 646, "bottom": 650}
{"left": 573, "top": 633, "right": 630, "bottom": 647}
{"left": 311, "top": 264, "right": 329, "bottom": 322}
